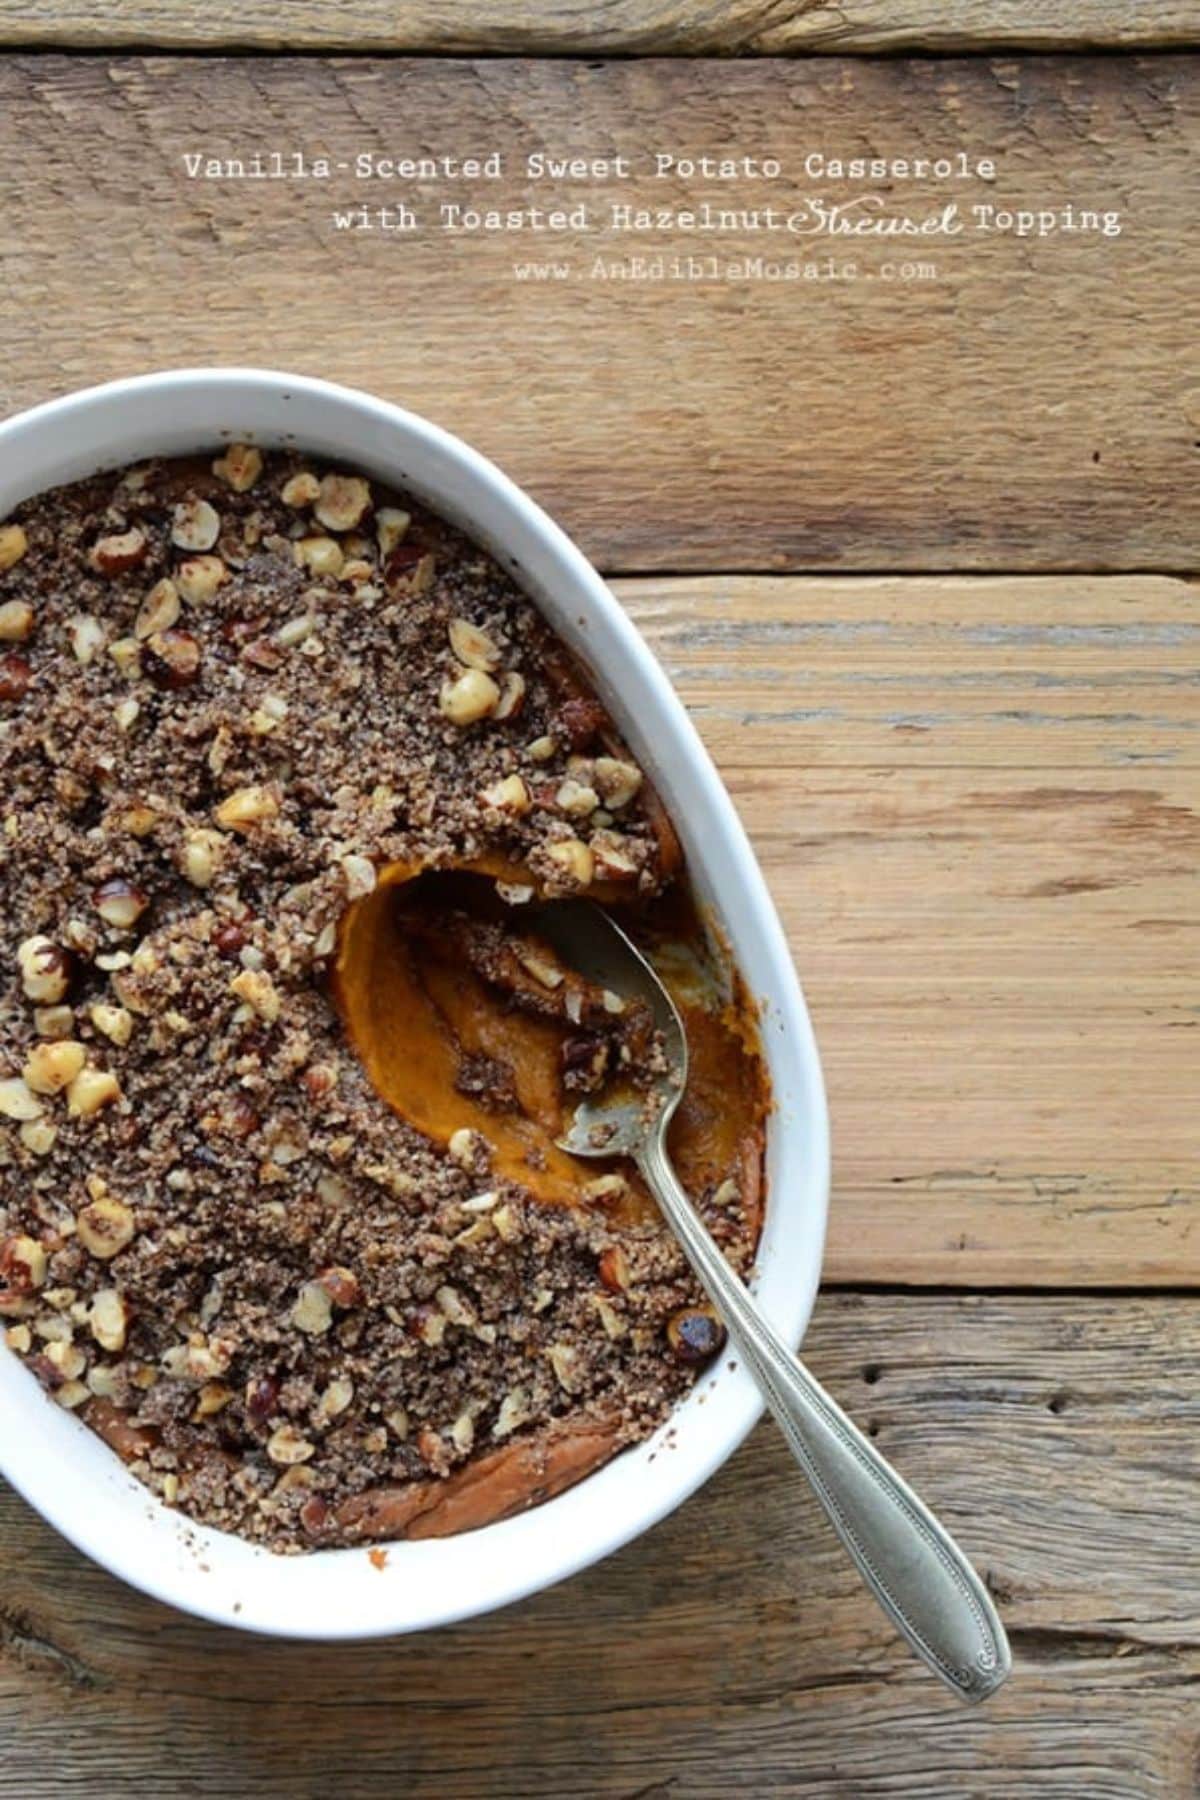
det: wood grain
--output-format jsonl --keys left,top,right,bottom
{"left": 0, "top": 55, "right": 1196, "bottom": 572}
{"left": 3, "top": 1291, "right": 1200, "bottom": 1797}
{"left": 612, "top": 574, "right": 1200, "bottom": 1287}
{"left": 2, "top": 0, "right": 1199, "bottom": 54}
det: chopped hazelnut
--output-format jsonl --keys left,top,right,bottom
{"left": 90, "top": 1003, "right": 134, "bottom": 1047}
{"left": 315, "top": 1375, "right": 354, "bottom": 1424}
{"left": 1, "top": 1234, "right": 48, "bottom": 1291}
{"left": 33, "top": 1004, "right": 74, "bottom": 1040}
{"left": 182, "top": 827, "right": 226, "bottom": 887}
{"left": 515, "top": 944, "right": 564, "bottom": 989}
{"left": 22, "top": 1039, "right": 86, "bottom": 1095}
{"left": 555, "top": 778, "right": 600, "bottom": 818}
{"left": 590, "top": 830, "right": 639, "bottom": 882}
{"left": 267, "top": 1423, "right": 314, "bottom": 1467}
{"left": 316, "top": 1266, "right": 361, "bottom": 1308}
{"left": 593, "top": 757, "right": 644, "bottom": 809}
{"left": 314, "top": 473, "right": 372, "bottom": 533}
{"left": 68, "top": 613, "right": 106, "bottom": 665}
{"left": 0, "top": 599, "right": 34, "bottom": 642}
{"left": 0, "top": 653, "right": 31, "bottom": 702}
{"left": 194, "top": 1381, "right": 234, "bottom": 1419}
{"left": 0, "top": 523, "right": 28, "bottom": 571}
{"left": 214, "top": 785, "right": 280, "bottom": 832}
{"left": 76, "top": 1195, "right": 135, "bottom": 1259}
{"left": 171, "top": 498, "right": 221, "bottom": 552}
{"left": 17, "top": 935, "right": 72, "bottom": 1004}
{"left": 340, "top": 854, "right": 377, "bottom": 900}
{"left": 230, "top": 968, "right": 281, "bottom": 1024}
{"left": 93, "top": 877, "right": 149, "bottom": 929}
{"left": 527, "top": 735, "right": 557, "bottom": 762}
{"left": 282, "top": 470, "right": 321, "bottom": 508}
{"left": 545, "top": 837, "right": 595, "bottom": 889}
{"left": 375, "top": 508, "right": 410, "bottom": 555}
{"left": 66, "top": 1065, "right": 122, "bottom": 1119}
{"left": 19, "top": 1117, "right": 57, "bottom": 1157}
{"left": 493, "top": 1387, "right": 530, "bottom": 1438}
{"left": 90, "top": 1286, "right": 128, "bottom": 1351}
{"left": 0, "top": 1077, "right": 45, "bottom": 1121}
{"left": 89, "top": 528, "right": 148, "bottom": 576}
{"left": 480, "top": 774, "right": 530, "bottom": 816}
{"left": 176, "top": 554, "right": 229, "bottom": 604}
{"left": 494, "top": 671, "right": 527, "bottom": 721}
{"left": 294, "top": 536, "right": 344, "bottom": 578}
{"left": 546, "top": 1342, "right": 584, "bottom": 1392}
{"left": 598, "top": 1246, "right": 631, "bottom": 1293}
{"left": 107, "top": 636, "right": 142, "bottom": 680}
{"left": 291, "top": 1280, "right": 333, "bottom": 1335}
{"left": 212, "top": 444, "right": 263, "bottom": 493}
{"left": 134, "top": 578, "right": 180, "bottom": 640}
{"left": 448, "top": 617, "right": 501, "bottom": 672}
{"left": 144, "top": 628, "right": 202, "bottom": 690}
{"left": 439, "top": 668, "right": 499, "bottom": 726}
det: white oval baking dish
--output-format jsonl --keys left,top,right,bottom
{"left": 0, "top": 370, "right": 829, "bottom": 1638}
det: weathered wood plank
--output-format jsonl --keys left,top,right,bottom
{"left": 0, "top": 55, "right": 1196, "bottom": 572}
{"left": 3, "top": 1293, "right": 1199, "bottom": 1796}
{"left": 2, "top": 0, "right": 1198, "bottom": 54}
{"left": 612, "top": 575, "right": 1200, "bottom": 1287}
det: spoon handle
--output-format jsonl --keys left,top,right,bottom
{"left": 637, "top": 1135, "right": 1011, "bottom": 1704}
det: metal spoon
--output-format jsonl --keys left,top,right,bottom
{"left": 531, "top": 899, "right": 1011, "bottom": 1705}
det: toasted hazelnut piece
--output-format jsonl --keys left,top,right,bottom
{"left": 527, "top": 735, "right": 557, "bottom": 763}
{"left": 583, "top": 1173, "right": 630, "bottom": 1208}
{"left": 276, "top": 614, "right": 315, "bottom": 649}
{"left": 314, "top": 473, "right": 372, "bottom": 533}
{"left": 45, "top": 1340, "right": 86, "bottom": 1382}
{"left": 495, "top": 880, "right": 534, "bottom": 907}
{"left": 22, "top": 1039, "right": 86, "bottom": 1095}
{"left": 54, "top": 1379, "right": 89, "bottom": 1410}
{"left": 291, "top": 1280, "right": 333, "bottom": 1335}
{"left": 66, "top": 1065, "right": 122, "bottom": 1120}
{"left": 375, "top": 508, "right": 411, "bottom": 556}
{"left": 267, "top": 1423, "right": 315, "bottom": 1467}
{"left": 76, "top": 1195, "right": 135, "bottom": 1259}
{"left": 134, "top": 578, "right": 180, "bottom": 640}
{"left": 34, "top": 1004, "right": 74, "bottom": 1040}
{"left": 0, "top": 652, "right": 31, "bottom": 702}
{"left": 0, "top": 1077, "right": 44, "bottom": 1121}
{"left": 230, "top": 968, "right": 281, "bottom": 1024}
{"left": 17, "top": 935, "right": 72, "bottom": 1004}
{"left": 340, "top": 854, "right": 377, "bottom": 900}
{"left": 449, "top": 1410, "right": 476, "bottom": 1456}
{"left": 0, "top": 523, "right": 28, "bottom": 571}
{"left": 171, "top": 498, "right": 221, "bottom": 552}
{"left": 493, "top": 1386, "right": 531, "bottom": 1439}
{"left": 212, "top": 444, "right": 263, "bottom": 493}
{"left": 448, "top": 617, "right": 501, "bottom": 672}
{"left": 68, "top": 613, "right": 106, "bottom": 665}
{"left": 0, "top": 599, "right": 34, "bottom": 642}
{"left": 590, "top": 830, "right": 639, "bottom": 882}
{"left": 440, "top": 668, "right": 500, "bottom": 727}
{"left": 107, "top": 636, "right": 142, "bottom": 681}
{"left": 113, "top": 697, "right": 140, "bottom": 734}
{"left": 281, "top": 470, "right": 320, "bottom": 508}
{"left": 19, "top": 1117, "right": 57, "bottom": 1156}
{"left": 90, "top": 1285, "right": 128, "bottom": 1352}
{"left": 438, "top": 1287, "right": 479, "bottom": 1333}
{"left": 593, "top": 1295, "right": 627, "bottom": 1340}
{"left": 5, "top": 1323, "right": 32, "bottom": 1352}
{"left": 386, "top": 1404, "right": 410, "bottom": 1440}
{"left": 92, "top": 877, "right": 149, "bottom": 929}
{"left": 492, "top": 1203, "right": 521, "bottom": 1244}
{"left": 182, "top": 827, "right": 226, "bottom": 887}
{"left": 385, "top": 544, "right": 435, "bottom": 596}
{"left": 294, "top": 535, "right": 344, "bottom": 578}
{"left": 315, "top": 1375, "right": 354, "bottom": 1425}
{"left": 594, "top": 757, "right": 644, "bottom": 810}
{"left": 494, "top": 671, "right": 527, "bottom": 722}
{"left": 194, "top": 1380, "right": 234, "bottom": 1419}
{"left": 546, "top": 1342, "right": 584, "bottom": 1393}
{"left": 90, "top": 1002, "right": 134, "bottom": 1047}
{"left": 480, "top": 774, "right": 530, "bottom": 816}
{"left": 176, "top": 554, "right": 229, "bottom": 605}
{"left": 666, "top": 1305, "right": 727, "bottom": 1366}
{"left": 545, "top": 837, "right": 594, "bottom": 889}
{"left": 555, "top": 778, "right": 600, "bottom": 818}
{"left": 317, "top": 1266, "right": 361, "bottom": 1308}
{"left": 249, "top": 692, "right": 289, "bottom": 736}
{"left": 1, "top": 1234, "right": 48, "bottom": 1291}
{"left": 598, "top": 1246, "right": 631, "bottom": 1293}
{"left": 448, "top": 1126, "right": 484, "bottom": 1168}
{"left": 516, "top": 944, "right": 564, "bottom": 989}
{"left": 144, "top": 628, "right": 202, "bottom": 690}
{"left": 410, "top": 1304, "right": 447, "bottom": 1348}
{"left": 89, "top": 528, "right": 148, "bottom": 576}
{"left": 214, "top": 785, "right": 280, "bottom": 832}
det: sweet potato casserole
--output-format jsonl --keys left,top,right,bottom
{"left": 0, "top": 448, "right": 766, "bottom": 1549}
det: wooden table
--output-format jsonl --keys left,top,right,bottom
{"left": 1, "top": 7, "right": 1198, "bottom": 1793}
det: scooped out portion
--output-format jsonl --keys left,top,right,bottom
{"left": 0, "top": 446, "right": 770, "bottom": 1551}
